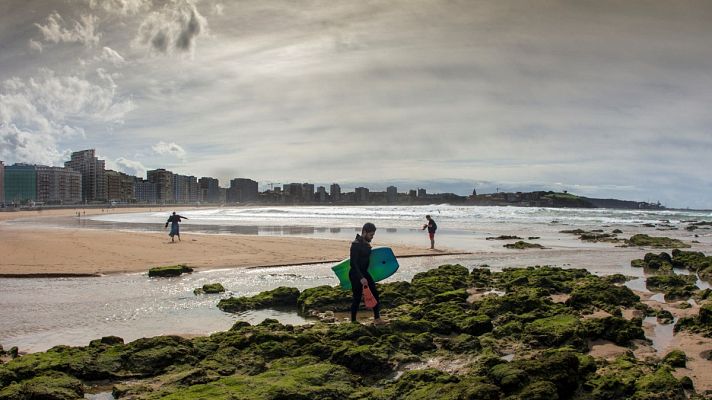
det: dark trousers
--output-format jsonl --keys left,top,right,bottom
{"left": 349, "top": 270, "right": 380, "bottom": 321}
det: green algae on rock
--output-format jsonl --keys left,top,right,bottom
{"left": 624, "top": 234, "right": 690, "bottom": 249}
{"left": 560, "top": 229, "right": 623, "bottom": 243}
{"left": 646, "top": 275, "right": 697, "bottom": 301}
{"left": 218, "top": 286, "right": 300, "bottom": 312}
{"left": 193, "top": 283, "right": 226, "bottom": 295}
{"left": 147, "top": 264, "right": 193, "bottom": 277}
{"left": 0, "top": 264, "right": 703, "bottom": 399}
{"left": 662, "top": 349, "right": 687, "bottom": 368}
{"left": 503, "top": 241, "right": 545, "bottom": 249}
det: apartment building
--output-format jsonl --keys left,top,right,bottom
{"left": 64, "top": 149, "right": 107, "bottom": 203}
{"left": 36, "top": 166, "right": 82, "bottom": 204}
{"left": 147, "top": 168, "right": 174, "bottom": 204}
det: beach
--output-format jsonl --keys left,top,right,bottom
{"left": 2, "top": 205, "right": 712, "bottom": 395}
{"left": 0, "top": 208, "right": 455, "bottom": 276}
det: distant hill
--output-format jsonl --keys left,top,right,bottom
{"left": 467, "top": 191, "right": 665, "bottom": 210}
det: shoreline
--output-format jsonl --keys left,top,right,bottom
{"left": 0, "top": 251, "right": 474, "bottom": 278}
{"left": 0, "top": 208, "right": 470, "bottom": 276}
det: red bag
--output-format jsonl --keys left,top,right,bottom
{"left": 363, "top": 284, "right": 378, "bottom": 309}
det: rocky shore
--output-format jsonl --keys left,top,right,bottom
{"left": 2, "top": 263, "right": 710, "bottom": 399}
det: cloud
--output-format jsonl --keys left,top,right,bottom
{"left": 0, "top": 69, "right": 134, "bottom": 165}
{"left": 114, "top": 156, "right": 147, "bottom": 177}
{"left": 134, "top": 1, "right": 208, "bottom": 54}
{"left": 28, "top": 39, "right": 43, "bottom": 53}
{"left": 152, "top": 141, "right": 186, "bottom": 159}
{"left": 98, "top": 46, "right": 126, "bottom": 66}
{"left": 35, "top": 12, "right": 101, "bottom": 47}
{"left": 87, "top": 0, "right": 150, "bottom": 15}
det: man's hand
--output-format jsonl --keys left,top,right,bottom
{"left": 360, "top": 278, "right": 368, "bottom": 286}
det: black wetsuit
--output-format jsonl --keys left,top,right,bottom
{"left": 349, "top": 234, "right": 381, "bottom": 321}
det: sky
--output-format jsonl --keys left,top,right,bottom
{"left": 1, "top": 0, "right": 711, "bottom": 209}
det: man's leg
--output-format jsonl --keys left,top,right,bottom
{"left": 350, "top": 282, "right": 363, "bottom": 322}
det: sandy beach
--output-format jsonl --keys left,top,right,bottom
{"left": 0, "top": 208, "right": 458, "bottom": 276}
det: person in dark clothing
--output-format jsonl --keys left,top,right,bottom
{"left": 422, "top": 215, "right": 437, "bottom": 249}
{"left": 349, "top": 222, "right": 386, "bottom": 325}
{"left": 165, "top": 211, "right": 188, "bottom": 242}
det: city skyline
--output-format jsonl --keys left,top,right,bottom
{"left": 1, "top": 149, "right": 458, "bottom": 199}
{"left": 1, "top": 1, "right": 712, "bottom": 208}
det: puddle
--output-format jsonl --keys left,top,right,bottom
{"left": 624, "top": 277, "right": 649, "bottom": 293}
{"left": 643, "top": 316, "right": 677, "bottom": 353}
{"left": 649, "top": 293, "right": 666, "bottom": 303}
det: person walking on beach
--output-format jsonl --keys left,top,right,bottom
{"left": 422, "top": 215, "right": 437, "bottom": 249}
{"left": 165, "top": 211, "right": 188, "bottom": 243}
{"left": 349, "top": 222, "right": 386, "bottom": 325}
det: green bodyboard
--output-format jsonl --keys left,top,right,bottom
{"left": 331, "top": 247, "right": 399, "bottom": 290}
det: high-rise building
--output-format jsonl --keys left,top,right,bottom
{"left": 316, "top": 186, "right": 327, "bottom": 202}
{"left": 173, "top": 174, "right": 199, "bottom": 203}
{"left": 147, "top": 169, "right": 174, "bottom": 203}
{"left": 228, "top": 178, "right": 258, "bottom": 203}
{"left": 4, "top": 164, "right": 37, "bottom": 204}
{"left": 0, "top": 161, "right": 4, "bottom": 203}
{"left": 64, "top": 149, "right": 107, "bottom": 203}
{"left": 355, "top": 187, "right": 369, "bottom": 203}
{"left": 386, "top": 186, "right": 398, "bottom": 203}
{"left": 417, "top": 188, "right": 427, "bottom": 198}
{"left": 134, "top": 178, "right": 157, "bottom": 203}
{"left": 106, "top": 170, "right": 135, "bottom": 203}
{"left": 198, "top": 177, "right": 220, "bottom": 203}
{"left": 330, "top": 183, "right": 341, "bottom": 202}
{"left": 36, "top": 166, "right": 81, "bottom": 204}
{"left": 302, "top": 183, "right": 314, "bottom": 203}
{"left": 283, "top": 183, "right": 303, "bottom": 201}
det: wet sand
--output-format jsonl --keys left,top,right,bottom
{"left": 0, "top": 208, "right": 462, "bottom": 276}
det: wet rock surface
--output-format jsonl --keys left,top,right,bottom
{"left": 0, "top": 264, "right": 701, "bottom": 399}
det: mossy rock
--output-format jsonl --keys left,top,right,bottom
{"left": 0, "top": 371, "right": 83, "bottom": 400}
{"left": 296, "top": 285, "right": 352, "bottom": 315}
{"left": 625, "top": 234, "right": 690, "bottom": 249}
{"left": 634, "top": 366, "right": 685, "bottom": 399}
{"left": 486, "top": 235, "right": 522, "bottom": 240}
{"left": 330, "top": 343, "right": 391, "bottom": 374}
{"left": 646, "top": 275, "right": 697, "bottom": 300}
{"left": 524, "top": 314, "right": 582, "bottom": 348}
{"left": 489, "top": 362, "right": 528, "bottom": 392}
{"left": 5, "top": 263, "right": 706, "bottom": 399}
{"left": 671, "top": 249, "right": 712, "bottom": 271}
{"left": 503, "top": 241, "right": 545, "bottom": 249}
{"left": 566, "top": 278, "right": 639, "bottom": 313}
{"left": 122, "top": 335, "right": 199, "bottom": 375}
{"left": 662, "top": 349, "right": 686, "bottom": 368}
{"left": 218, "top": 286, "right": 300, "bottom": 313}
{"left": 581, "top": 316, "right": 645, "bottom": 345}
{"left": 194, "top": 283, "right": 226, "bottom": 295}
{"left": 153, "top": 356, "right": 356, "bottom": 400}
{"left": 410, "top": 264, "right": 470, "bottom": 299}
{"left": 677, "top": 301, "right": 712, "bottom": 337}
{"left": 631, "top": 252, "right": 674, "bottom": 271}
{"left": 516, "top": 380, "right": 559, "bottom": 400}
{"left": 656, "top": 309, "right": 674, "bottom": 324}
{"left": 148, "top": 264, "right": 193, "bottom": 277}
